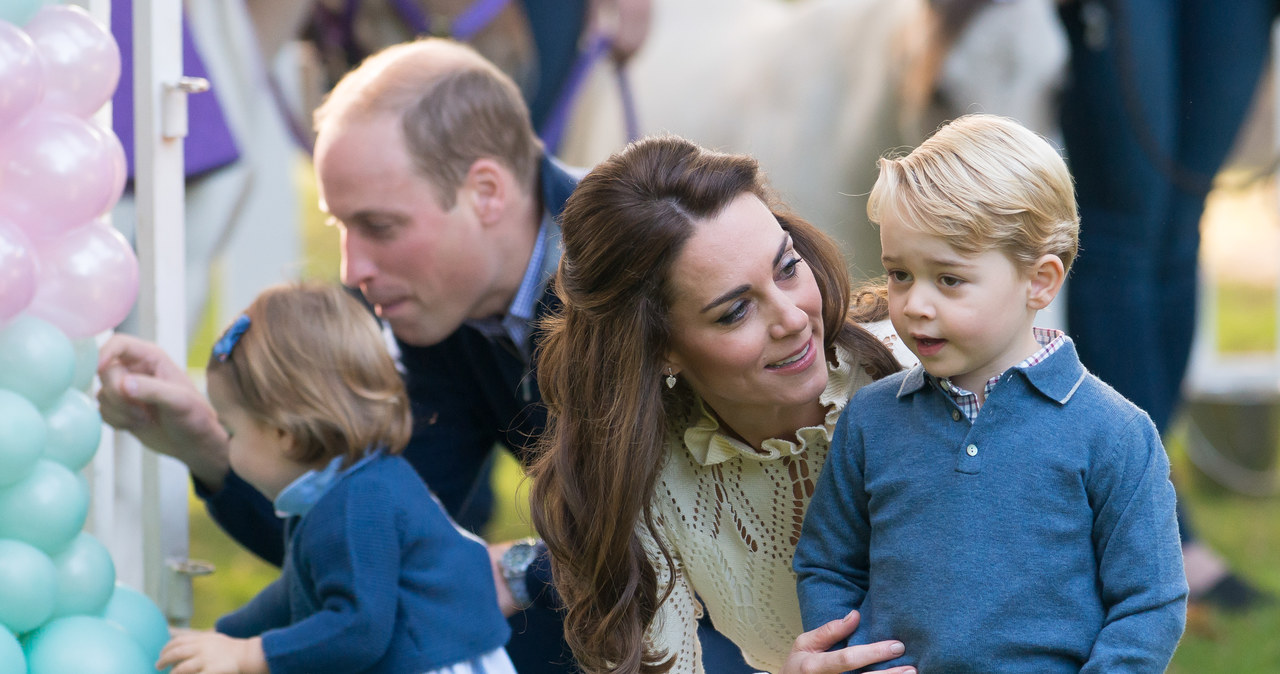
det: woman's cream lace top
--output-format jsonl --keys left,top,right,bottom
{"left": 642, "top": 345, "right": 876, "bottom": 673}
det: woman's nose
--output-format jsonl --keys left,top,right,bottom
{"left": 769, "top": 295, "right": 810, "bottom": 340}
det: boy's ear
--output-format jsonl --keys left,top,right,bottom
{"left": 1026, "top": 254, "right": 1065, "bottom": 311}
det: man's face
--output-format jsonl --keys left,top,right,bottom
{"left": 315, "top": 116, "right": 501, "bottom": 346}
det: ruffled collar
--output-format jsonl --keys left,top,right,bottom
{"left": 682, "top": 345, "right": 860, "bottom": 466}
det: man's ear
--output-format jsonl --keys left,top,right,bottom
{"left": 461, "top": 158, "right": 507, "bottom": 226}
{"left": 1026, "top": 254, "right": 1065, "bottom": 311}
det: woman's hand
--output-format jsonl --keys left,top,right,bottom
{"left": 781, "top": 611, "right": 915, "bottom": 674}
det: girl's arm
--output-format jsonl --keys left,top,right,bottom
{"left": 156, "top": 631, "right": 268, "bottom": 674}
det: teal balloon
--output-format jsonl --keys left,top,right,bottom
{"left": 71, "top": 337, "right": 99, "bottom": 392}
{"left": 0, "top": 459, "right": 88, "bottom": 554}
{"left": 101, "top": 584, "right": 171, "bottom": 671}
{"left": 0, "top": 539, "right": 57, "bottom": 633}
{"left": 23, "top": 615, "right": 152, "bottom": 674}
{"left": 0, "top": 0, "right": 44, "bottom": 26}
{"left": 0, "top": 625, "right": 25, "bottom": 674}
{"left": 43, "top": 389, "right": 101, "bottom": 472}
{"left": 0, "top": 314, "right": 75, "bottom": 410}
{"left": 0, "top": 388, "right": 46, "bottom": 486}
{"left": 51, "top": 532, "right": 115, "bottom": 618}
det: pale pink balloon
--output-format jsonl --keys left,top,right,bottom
{"left": 0, "top": 218, "right": 37, "bottom": 325}
{"left": 29, "top": 220, "right": 138, "bottom": 339}
{"left": 0, "top": 20, "right": 45, "bottom": 129}
{"left": 23, "top": 5, "right": 120, "bottom": 119}
{"left": 0, "top": 113, "right": 126, "bottom": 240}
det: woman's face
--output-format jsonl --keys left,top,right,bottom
{"left": 664, "top": 193, "right": 827, "bottom": 427}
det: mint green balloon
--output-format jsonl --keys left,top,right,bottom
{"left": 0, "top": 539, "right": 57, "bottom": 633}
{"left": 0, "top": 315, "right": 75, "bottom": 410}
{"left": 0, "top": 625, "right": 25, "bottom": 674}
{"left": 0, "top": 0, "right": 44, "bottom": 26}
{"left": 43, "top": 389, "right": 101, "bottom": 472}
{"left": 101, "top": 584, "right": 171, "bottom": 672}
{"left": 0, "top": 388, "right": 46, "bottom": 486}
{"left": 0, "top": 459, "right": 88, "bottom": 554}
{"left": 51, "top": 532, "right": 115, "bottom": 618}
{"left": 23, "top": 615, "right": 152, "bottom": 674}
{"left": 71, "top": 337, "right": 99, "bottom": 392}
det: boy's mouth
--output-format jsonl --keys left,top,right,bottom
{"left": 914, "top": 336, "right": 946, "bottom": 356}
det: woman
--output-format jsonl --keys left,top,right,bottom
{"left": 529, "top": 136, "right": 912, "bottom": 673}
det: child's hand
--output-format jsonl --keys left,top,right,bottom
{"left": 156, "top": 629, "right": 268, "bottom": 674}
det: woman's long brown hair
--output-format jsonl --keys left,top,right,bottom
{"left": 529, "top": 136, "right": 898, "bottom": 673}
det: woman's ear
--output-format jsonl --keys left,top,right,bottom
{"left": 1026, "top": 253, "right": 1065, "bottom": 311}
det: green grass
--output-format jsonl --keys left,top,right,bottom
{"left": 1217, "top": 282, "right": 1277, "bottom": 354}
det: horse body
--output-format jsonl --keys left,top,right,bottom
{"left": 559, "top": 0, "right": 1068, "bottom": 277}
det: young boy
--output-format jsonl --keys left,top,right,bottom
{"left": 793, "top": 114, "right": 1187, "bottom": 672}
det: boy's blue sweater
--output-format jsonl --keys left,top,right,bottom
{"left": 794, "top": 339, "right": 1187, "bottom": 672}
{"left": 216, "top": 453, "right": 510, "bottom": 673}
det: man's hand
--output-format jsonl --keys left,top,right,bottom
{"left": 97, "top": 334, "right": 230, "bottom": 490}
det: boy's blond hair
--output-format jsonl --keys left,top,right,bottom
{"left": 313, "top": 38, "right": 543, "bottom": 209}
{"left": 207, "top": 282, "right": 411, "bottom": 468}
{"left": 868, "top": 113, "right": 1079, "bottom": 273}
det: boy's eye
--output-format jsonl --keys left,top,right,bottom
{"left": 887, "top": 270, "right": 910, "bottom": 283}
{"left": 938, "top": 275, "right": 963, "bottom": 288}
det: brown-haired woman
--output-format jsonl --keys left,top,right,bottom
{"left": 529, "top": 136, "right": 915, "bottom": 674}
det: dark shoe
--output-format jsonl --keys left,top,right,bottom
{"left": 1194, "top": 573, "right": 1273, "bottom": 613}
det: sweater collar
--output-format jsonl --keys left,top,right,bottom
{"left": 896, "top": 335, "right": 1087, "bottom": 405}
{"left": 683, "top": 345, "right": 863, "bottom": 466}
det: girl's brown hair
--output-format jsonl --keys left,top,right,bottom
{"left": 207, "top": 282, "right": 411, "bottom": 466}
{"left": 529, "top": 136, "right": 898, "bottom": 672}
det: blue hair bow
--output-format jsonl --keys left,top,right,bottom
{"left": 213, "top": 314, "right": 251, "bottom": 362}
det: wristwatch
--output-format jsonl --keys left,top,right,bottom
{"left": 500, "top": 538, "right": 540, "bottom": 611}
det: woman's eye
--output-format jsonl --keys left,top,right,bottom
{"left": 717, "top": 300, "right": 749, "bottom": 325}
{"left": 779, "top": 255, "right": 803, "bottom": 279}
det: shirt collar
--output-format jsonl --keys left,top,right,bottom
{"left": 897, "top": 329, "right": 1086, "bottom": 405}
{"left": 273, "top": 450, "right": 380, "bottom": 518}
{"left": 465, "top": 212, "right": 560, "bottom": 359}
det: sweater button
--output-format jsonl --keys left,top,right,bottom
{"left": 965, "top": 444, "right": 978, "bottom": 457}
{"left": 951, "top": 409, "right": 961, "bottom": 421}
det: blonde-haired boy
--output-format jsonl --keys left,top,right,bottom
{"left": 794, "top": 114, "right": 1187, "bottom": 671}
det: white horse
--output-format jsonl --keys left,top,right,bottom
{"left": 558, "top": 0, "right": 1069, "bottom": 278}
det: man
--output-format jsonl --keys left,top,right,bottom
{"left": 99, "top": 38, "right": 575, "bottom": 672}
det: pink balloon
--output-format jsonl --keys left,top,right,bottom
{"left": 0, "top": 219, "right": 37, "bottom": 325}
{"left": 0, "top": 20, "right": 45, "bottom": 128}
{"left": 0, "top": 113, "right": 126, "bottom": 239}
{"left": 23, "top": 5, "right": 120, "bottom": 118}
{"left": 29, "top": 220, "right": 138, "bottom": 339}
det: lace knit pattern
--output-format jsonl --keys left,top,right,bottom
{"left": 642, "top": 346, "right": 875, "bottom": 673}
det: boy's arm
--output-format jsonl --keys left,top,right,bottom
{"left": 793, "top": 410, "right": 872, "bottom": 639}
{"left": 1082, "top": 414, "right": 1188, "bottom": 673}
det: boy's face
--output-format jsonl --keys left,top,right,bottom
{"left": 880, "top": 209, "right": 1043, "bottom": 394}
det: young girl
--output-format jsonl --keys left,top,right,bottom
{"left": 156, "top": 282, "right": 514, "bottom": 674}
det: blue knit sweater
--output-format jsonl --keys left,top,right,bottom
{"left": 216, "top": 453, "right": 510, "bottom": 673}
{"left": 794, "top": 339, "right": 1187, "bottom": 672}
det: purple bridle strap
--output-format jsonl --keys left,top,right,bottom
{"left": 386, "top": 0, "right": 512, "bottom": 41}
{"left": 539, "top": 33, "right": 641, "bottom": 155}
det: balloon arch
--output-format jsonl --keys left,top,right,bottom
{"left": 0, "top": 3, "right": 172, "bottom": 672}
